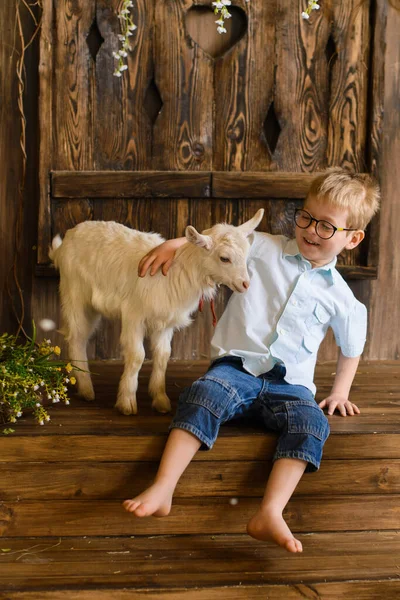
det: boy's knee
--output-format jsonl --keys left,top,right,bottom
{"left": 286, "top": 399, "right": 330, "bottom": 443}
{"left": 179, "top": 375, "right": 238, "bottom": 420}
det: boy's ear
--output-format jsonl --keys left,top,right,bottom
{"left": 345, "top": 230, "right": 365, "bottom": 250}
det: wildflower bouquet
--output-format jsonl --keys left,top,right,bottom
{"left": 0, "top": 323, "right": 77, "bottom": 428}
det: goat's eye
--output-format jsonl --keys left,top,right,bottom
{"left": 220, "top": 256, "right": 231, "bottom": 263}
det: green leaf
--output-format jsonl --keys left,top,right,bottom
{"left": 3, "top": 428, "right": 15, "bottom": 435}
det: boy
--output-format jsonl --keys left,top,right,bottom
{"left": 123, "top": 168, "right": 380, "bottom": 553}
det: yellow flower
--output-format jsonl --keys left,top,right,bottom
{"left": 53, "top": 346, "right": 61, "bottom": 356}
{"left": 66, "top": 363, "right": 73, "bottom": 373}
{"left": 70, "top": 377, "right": 76, "bottom": 385}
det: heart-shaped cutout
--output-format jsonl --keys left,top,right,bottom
{"left": 186, "top": 5, "right": 247, "bottom": 59}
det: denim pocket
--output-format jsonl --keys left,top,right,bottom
{"left": 185, "top": 376, "right": 237, "bottom": 419}
{"left": 286, "top": 399, "right": 329, "bottom": 441}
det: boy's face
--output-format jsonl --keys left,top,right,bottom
{"left": 295, "top": 194, "right": 365, "bottom": 269}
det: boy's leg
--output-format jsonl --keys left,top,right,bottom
{"left": 123, "top": 428, "right": 201, "bottom": 517}
{"left": 247, "top": 457, "right": 306, "bottom": 552}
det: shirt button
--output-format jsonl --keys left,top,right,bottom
{"left": 279, "top": 328, "right": 287, "bottom": 336}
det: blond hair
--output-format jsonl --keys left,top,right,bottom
{"left": 307, "top": 168, "right": 380, "bottom": 230}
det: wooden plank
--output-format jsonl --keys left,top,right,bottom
{"left": 213, "top": 0, "right": 277, "bottom": 171}
{"left": 94, "top": 0, "right": 153, "bottom": 169}
{"left": 1, "top": 495, "right": 400, "bottom": 536}
{"left": 274, "top": 0, "right": 331, "bottom": 171}
{"left": 368, "top": 2, "right": 400, "bottom": 360}
{"left": 0, "top": 532, "right": 399, "bottom": 590}
{"left": 213, "top": 172, "right": 318, "bottom": 197}
{"left": 53, "top": 1, "right": 94, "bottom": 170}
{"left": 327, "top": 0, "right": 370, "bottom": 170}
{"left": 51, "top": 171, "right": 211, "bottom": 198}
{"left": 37, "top": 0, "right": 54, "bottom": 264}
{"left": 152, "top": 0, "right": 213, "bottom": 170}
{"left": 2, "top": 459, "right": 400, "bottom": 501}
{"left": 4, "top": 581, "right": 400, "bottom": 600}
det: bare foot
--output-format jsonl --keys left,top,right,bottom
{"left": 122, "top": 482, "right": 173, "bottom": 517}
{"left": 247, "top": 506, "right": 303, "bottom": 553}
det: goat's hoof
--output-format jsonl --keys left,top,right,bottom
{"left": 152, "top": 395, "right": 172, "bottom": 414}
{"left": 115, "top": 398, "right": 138, "bottom": 416}
{"left": 78, "top": 388, "right": 95, "bottom": 401}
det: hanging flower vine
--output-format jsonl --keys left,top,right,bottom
{"left": 302, "top": 0, "right": 320, "bottom": 20}
{"left": 212, "top": 0, "right": 232, "bottom": 34}
{"left": 113, "top": 0, "right": 137, "bottom": 77}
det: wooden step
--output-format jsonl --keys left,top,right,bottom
{"left": 1, "top": 532, "right": 400, "bottom": 592}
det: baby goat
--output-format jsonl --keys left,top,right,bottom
{"left": 49, "top": 209, "right": 264, "bottom": 415}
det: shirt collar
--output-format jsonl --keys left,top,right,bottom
{"left": 283, "top": 238, "right": 338, "bottom": 285}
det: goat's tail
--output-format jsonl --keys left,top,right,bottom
{"left": 48, "top": 234, "right": 63, "bottom": 267}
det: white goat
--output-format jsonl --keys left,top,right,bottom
{"left": 49, "top": 209, "right": 264, "bottom": 415}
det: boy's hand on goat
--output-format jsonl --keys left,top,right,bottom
{"left": 318, "top": 393, "right": 360, "bottom": 417}
{"left": 138, "top": 237, "right": 186, "bottom": 277}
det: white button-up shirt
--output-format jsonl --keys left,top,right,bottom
{"left": 210, "top": 232, "right": 367, "bottom": 395}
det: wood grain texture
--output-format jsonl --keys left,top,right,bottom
{"left": 152, "top": 0, "right": 213, "bottom": 170}
{"left": 3, "top": 582, "right": 400, "bottom": 600}
{"left": 2, "top": 459, "right": 400, "bottom": 501}
{"left": 327, "top": 0, "right": 370, "bottom": 171}
{"left": 94, "top": 0, "right": 153, "bottom": 170}
{"left": 53, "top": 0, "right": 94, "bottom": 170}
{"left": 2, "top": 495, "right": 400, "bottom": 536}
{"left": 0, "top": 533, "right": 399, "bottom": 590}
{"left": 213, "top": 0, "right": 276, "bottom": 171}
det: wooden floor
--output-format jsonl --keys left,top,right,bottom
{"left": 1, "top": 360, "right": 400, "bottom": 599}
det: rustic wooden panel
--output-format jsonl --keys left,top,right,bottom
{"left": 94, "top": 0, "right": 153, "bottom": 170}
{"left": 1, "top": 495, "right": 399, "bottom": 536}
{"left": 0, "top": 533, "right": 399, "bottom": 590}
{"left": 152, "top": 0, "right": 213, "bottom": 170}
{"left": 4, "top": 582, "right": 400, "bottom": 600}
{"left": 213, "top": 0, "right": 276, "bottom": 171}
{"left": 327, "top": 0, "right": 370, "bottom": 170}
{"left": 2, "top": 459, "right": 399, "bottom": 501}
{"left": 52, "top": 171, "right": 212, "bottom": 198}
{"left": 368, "top": 1, "right": 399, "bottom": 360}
{"left": 273, "top": 0, "right": 331, "bottom": 171}
{"left": 37, "top": 0, "right": 54, "bottom": 263}
{"left": 53, "top": 0, "right": 94, "bottom": 170}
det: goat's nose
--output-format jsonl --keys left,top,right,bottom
{"left": 243, "top": 280, "right": 250, "bottom": 290}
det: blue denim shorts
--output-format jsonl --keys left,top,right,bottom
{"left": 170, "top": 357, "right": 330, "bottom": 472}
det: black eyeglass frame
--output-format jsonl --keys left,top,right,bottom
{"left": 294, "top": 208, "right": 359, "bottom": 240}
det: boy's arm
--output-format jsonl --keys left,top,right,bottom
{"left": 318, "top": 351, "right": 361, "bottom": 417}
{"left": 138, "top": 237, "right": 186, "bottom": 277}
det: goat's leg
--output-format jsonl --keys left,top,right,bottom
{"left": 148, "top": 328, "right": 173, "bottom": 413}
{"left": 63, "top": 304, "right": 100, "bottom": 401}
{"left": 115, "top": 318, "right": 145, "bottom": 415}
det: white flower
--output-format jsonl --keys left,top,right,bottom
{"left": 64, "top": 387, "right": 68, "bottom": 392}
{"left": 16, "top": 412, "right": 22, "bottom": 418}
{"left": 128, "top": 23, "right": 137, "bottom": 30}
{"left": 39, "top": 420, "right": 44, "bottom": 425}
{"left": 312, "top": 2, "right": 320, "bottom": 9}
{"left": 46, "top": 415, "right": 51, "bottom": 421}
{"left": 120, "top": 64, "right": 128, "bottom": 71}
{"left": 119, "top": 50, "right": 128, "bottom": 57}
{"left": 112, "top": 51, "right": 120, "bottom": 59}
{"left": 24, "top": 388, "right": 27, "bottom": 393}
{"left": 65, "top": 400, "right": 70, "bottom": 405}
{"left": 36, "top": 402, "right": 41, "bottom": 407}
{"left": 212, "top": 2, "right": 224, "bottom": 8}
{"left": 40, "top": 381, "right": 45, "bottom": 387}
{"left": 33, "top": 385, "right": 39, "bottom": 391}
{"left": 224, "top": 12, "right": 232, "bottom": 19}
{"left": 65, "top": 378, "right": 69, "bottom": 383}
{"left": 301, "top": 11, "right": 310, "bottom": 19}
{"left": 215, "top": 19, "right": 224, "bottom": 25}
{"left": 117, "top": 34, "right": 125, "bottom": 41}
{"left": 217, "top": 26, "right": 227, "bottom": 34}
{"left": 38, "top": 318, "right": 56, "bottom": 332}
{"left": 48, "top": 395, "right": 52, "bottom": 400}
{"left": 222, "top": 0, "right": 231, "bottom": 5}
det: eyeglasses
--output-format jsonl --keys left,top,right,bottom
{"left": 294, "top": 209, "right": 358, "bottom": 240}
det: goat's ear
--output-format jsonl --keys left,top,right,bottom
{"left": 185, "top": 226, "right": 214, "bottom": 250}
{"left": 237, "top": 208, "right": 264, "bottom": 237}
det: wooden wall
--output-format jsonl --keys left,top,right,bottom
{"left": 1, "top": 0, "right": 399, "bottom": 362}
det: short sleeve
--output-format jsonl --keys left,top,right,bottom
{"left": 331, "top": 299, "right": 367, "bottom": 358}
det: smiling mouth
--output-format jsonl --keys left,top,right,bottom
{"left": 303, "top": 237, "right": 320, "bottom": 247}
